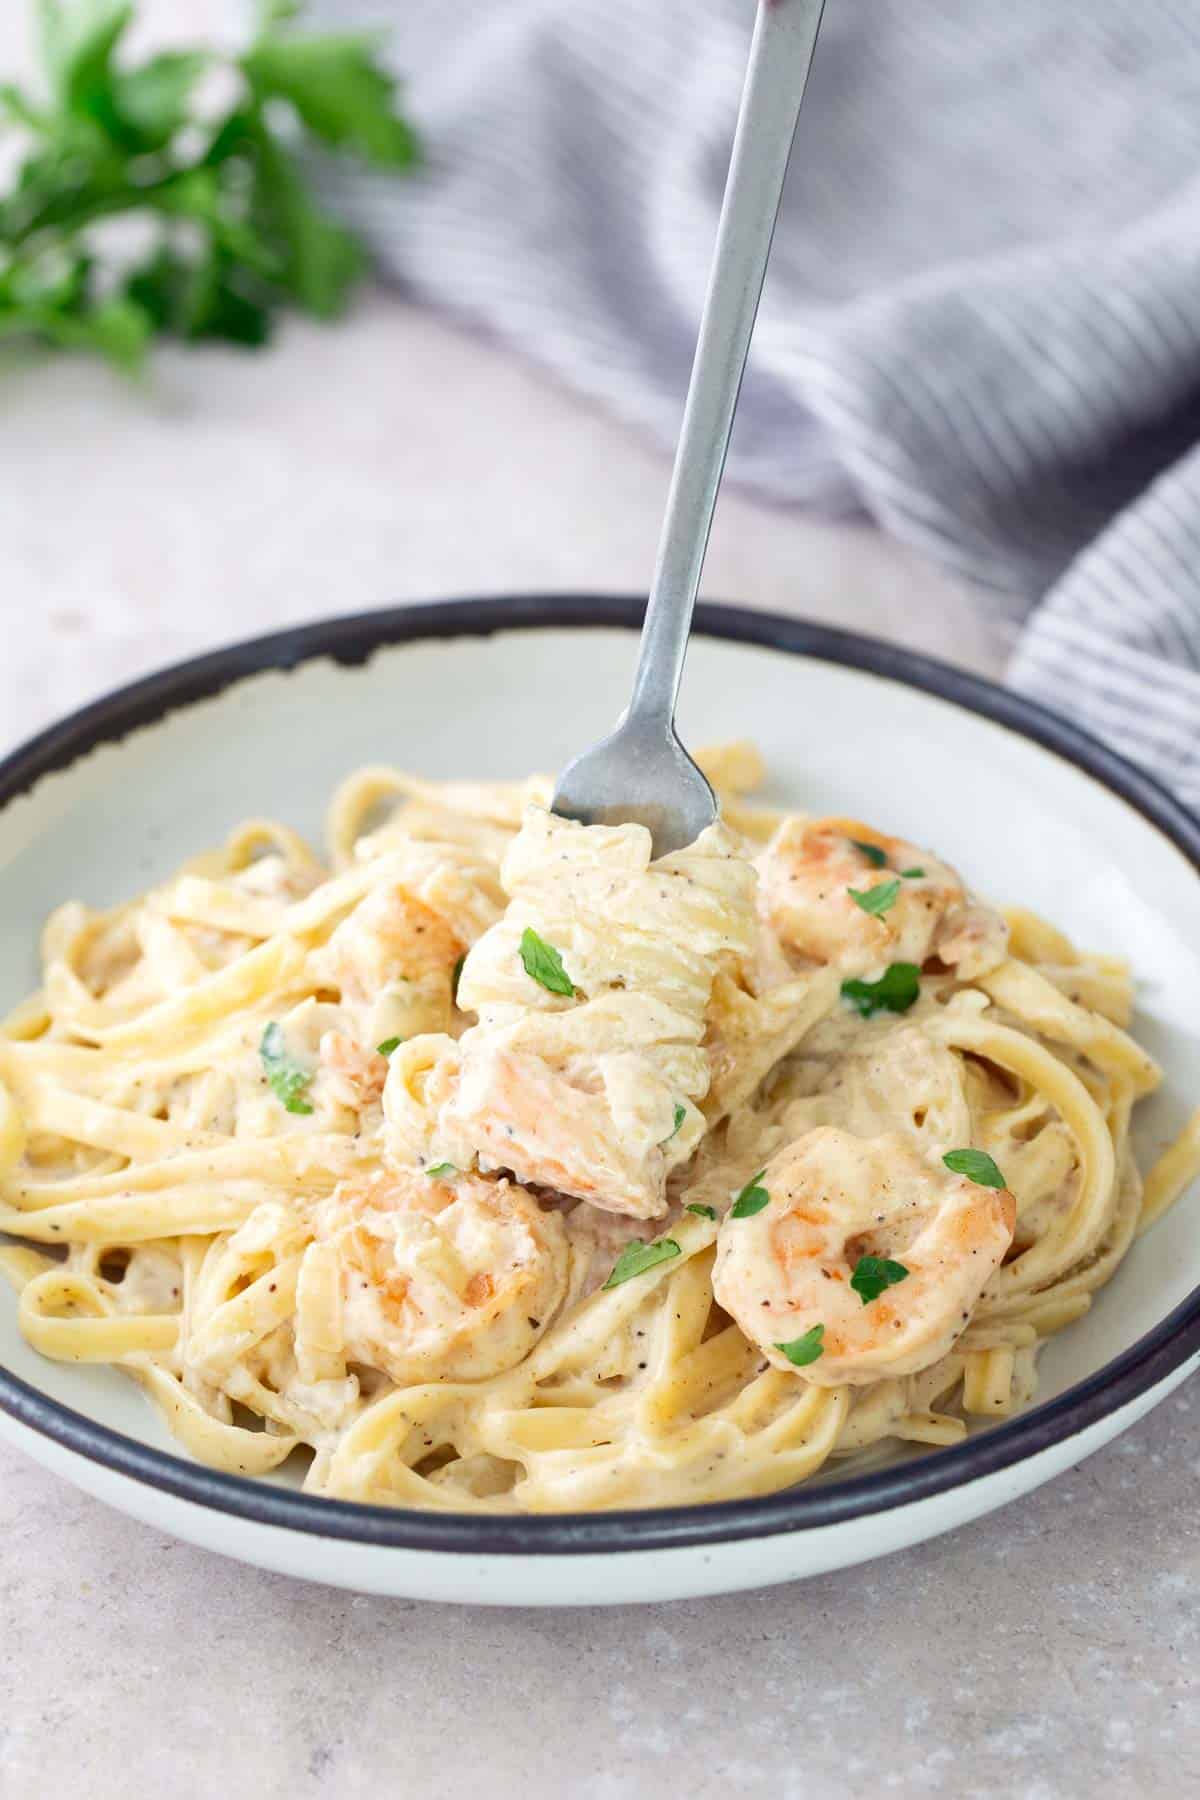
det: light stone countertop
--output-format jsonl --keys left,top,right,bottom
{"left": 1, "top": 290, "right": 1196, "bottom": 1800}
{"left": 0, "top": 6, "right": 1196, "bottom": 1782}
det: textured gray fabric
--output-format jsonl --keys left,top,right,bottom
{"left": 317, "top": 1, "right": 1200, "bottom": 808}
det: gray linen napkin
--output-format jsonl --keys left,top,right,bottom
{"left": 316, "top": 0, "right": 1200, "bottom": 810}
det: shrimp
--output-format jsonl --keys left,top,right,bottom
{"left": 712, "top": 1126, "right": 1015, "bottom": 1386}
{"left": 756, "top": 817, "right": 1007, "bottom": 981}
{"left": 316, "top": 885, "right": 465, "bottom": 1048}
{"left": 428, "top": 1040, "right": 695, "bottom": 1220}
{"left": 309, "top": 1167, "right": 569, "bottom": 1385}
{"left": 784, "top": 1023, "right": 973, "bottom": 1159}
{"left": 319, "top": 1030, "right": 389, "bottom": 1106}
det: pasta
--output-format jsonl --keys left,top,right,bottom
{"left": 0, "top": 745, "right": 1193, "bottom": 1514}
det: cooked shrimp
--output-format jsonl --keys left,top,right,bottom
{"left": 756, "top": 816, "right": 1007, "bottom": 980}
{"left": 713, "top": 1126, "right": 1015, "bottom": 1385}
{"left": 430, "top": 1040, "right": 696, "bottom": 1220}
{"left": 310, "top": 1167, "right": 569, "bottom": 1384}
{"left": 787, "top": 1024, "right": 973, "bottom": 1158}
{"left": 319, "top": 1030, "right": 389, "bottom": 1106}
{"left": 316, "top": 885, "right": 465, "bottom": 1047}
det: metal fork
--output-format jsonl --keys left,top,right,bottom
{"left": 552, "top": 0, "right": 828, "bottom": 855}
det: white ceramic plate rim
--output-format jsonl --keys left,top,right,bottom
{"left": 2, "top": 594, "right": 1198, "bottom": 1557}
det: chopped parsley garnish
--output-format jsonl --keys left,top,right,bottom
{"left": 519, "top": 927, "right": 575, "bottom": 997}
{"left": 850, "top": 1255, "right": 910, "bottom": 1305}
{"left": 840, "top": 962, "right": 921, "bottom": 1019}
{"left": 0, "top": 2, "right": 419, "bottom": 373}
{"left": 731, "top": 1172, "right": 769, "bottom": 1218}
{"left": 847, "top": 878, "right": 901, "bottom": 918}
{"left": 664, "top": 1102, "right": 687, "bottom": 1142}
{"left": 259, "top": 1021, "right": 313, "bottom": 1115}
{"left": 775, "top": 1324, "right": 825, "bottom": 1366}
{"left": 685, "top": 1204, "right": 717, "bottom": 1220}
{"left": 850, "top": 839, "right": 887, "bottom": 868}
{"left": 452, "top": 952, "right": 465, "bottom": 1002}
{"left": 425, "top": 1162, "right": 458, "bottom": 1179}
{"left": 900, "top": 867, "right": 925, "bottom": 879}
{"left": 376, "top": 1036, "right": 402, "bottom": 1057}
{"left": 943, "top": 1149, "right": 1007, "bottom": 1189}
{"left": 603, "top": 1239, "right": 681, "bottom": 1289}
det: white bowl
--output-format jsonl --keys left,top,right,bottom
{"left": 1, "top": 597, "right": 1197, "bottom": 1605}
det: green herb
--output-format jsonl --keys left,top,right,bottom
{"left": 943, "top": 1148, "right": 1007, "bottom": 1189}
{"left": 259, "top": 1020, "right": 313, "bottom": 1114}
{"left": 663, "top": 1102, "right": 687, "bottom": 1142}
{"left": 519, "top": 927, "right": 575, "bottom": 997}
{"left": 451, "top": 952, "right": 465, "bottom": 1002}
{"left": 847, "top": 878, "right": 901, "bottom": 918}
{"left": 775, "top": 1324, "right": 825, "bottom": 1367}
{"left": 850, "top": 840, "right": 887, "bottom": 868}
{"left": 685, "top": 1203, "right": 717, "bottom": 1220}
{"left": 425, "top": 1162, "right": 457, "bottom": 1179}
{"left": 602, "top": 1238, "right": 681, "bottom": 1289}
{"left": 376, "top": 1036, "right": 402, "bottom": 1057}
{"left": 850, "top": 1255, "right": 910, "bottom": 1305}
{"left": 840, "top": 962, "right": 921, "bottom": 1019}
{"left": 900, "top": 867, "right": 925, "bottom": 879}
{"left": 0, "top": 1, "right": 417, "bottom": 371}
{"left": 730, "top": 1171, "right": 769, "bottom": 1218}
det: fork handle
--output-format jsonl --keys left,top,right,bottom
{"left": 628, "top": 0, "right": 827, "bottom": 725}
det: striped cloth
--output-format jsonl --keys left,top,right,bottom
{"left": 319, "top": 1, "right": 1200, "bottom": 810}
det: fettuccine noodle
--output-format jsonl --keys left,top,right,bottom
{"left": 0, "top": 745, "right": 1191, "bottom": 1512}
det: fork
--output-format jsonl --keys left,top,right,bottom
{"left": 552, "top": 0, "right": 828, "bottom": 855}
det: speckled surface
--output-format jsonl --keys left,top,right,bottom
{"left": 0, "top": 6, "right": 1197, "bottom": 1787}
{"left": 2, "top": 1396, "right": 1197, "bottom": 1798}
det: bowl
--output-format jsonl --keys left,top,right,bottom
{"left": 1, "top": 595, "right": 1197, "bottom": 1605}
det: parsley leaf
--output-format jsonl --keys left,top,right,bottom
{"left": 850, "top": 1255, "right": 910, "bottom": 1305}
{"left": 775, "top": 1324, "right": 825, "bottom": 1366}
{"left": 900, "top": 867, "right": 925, "bottom": 879}
{"left": 685, "top": 1203, "right": 717, "bottom": 1220}
{"left": 840, "top": 962, "right": 921, "bottom": 1019}
{"left": 376, "top": 1036, "right": 402, "bottom": 1056}
{"left": 246, "top": 122, "right": 364, "bottom": 319}
{"left": 452, "top": 952, "right": 465, "bottom": 1003}
{"left": 259, "top": 1020, "right": 313, "bottom": 1114}
{"left": 0, "top": 1, "right": 417, "bottom": 371}
{"left": 850, "top": 839, "right": 887, "bottom": 868}
{"left": 943, "top": 1148, "right": 1008, "bottom": 1189}
{"left": 242, "top": 30, "right": 418, "bottom": 166}
{"left": 602, "top": 1239, "right": 681, "bottom": 1289}
{"left": 731, "top": 1172, "right": 769, "bottom": 1218}
{"left": 425, "top": 1162, "right": 457, "bottom": 1179}
{"left": 111, "top": 50, "right": 211, "bottom": 152}
{"left": 519, "top": 927, "right": 575, "bottom": 997}
{"left": 847, "top": 878, "right": 901, "bottom": 918}
{"left": 663, "top": 1102, "right": 687, "bottom": 1142}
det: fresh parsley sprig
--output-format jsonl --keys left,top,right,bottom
{"left": 730, "top": 1171, "right": 769, "bottom": 1218}
{"left": 663, "top": 1102, "right": 687, "bottom": 1143}
{"left": 849, "top": 839, "right": 887, "bottom": 869}
{"left": 603, "top": 1238, "right": 681, "bottom": 1289}
{"left": 775, "top": 1324, "right": 825, "bottom": 1366}
{"left": 0, "top": 0, "right": 418, "bottom": 370}
{"left": 850, "top": 1255, "right": 909, "bottom": 1304}
{"left": 259, "top": 1020, "right": 313, "bottom": 1114}
{"left": 847, "top": 877, "right": 901, "bottom": 918}
{"left": 840, "top": 962, "right": 921, "bottom": 1019}
{"left": 519, "top": 927, "right": 575, "bottom": 997}
{"left": 943, "top": 1148, "right": 1007, "bottom": 1189}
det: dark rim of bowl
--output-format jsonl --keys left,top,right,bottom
{"left": 1, "top": 594, "right": 1199, "bottom": 1558}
